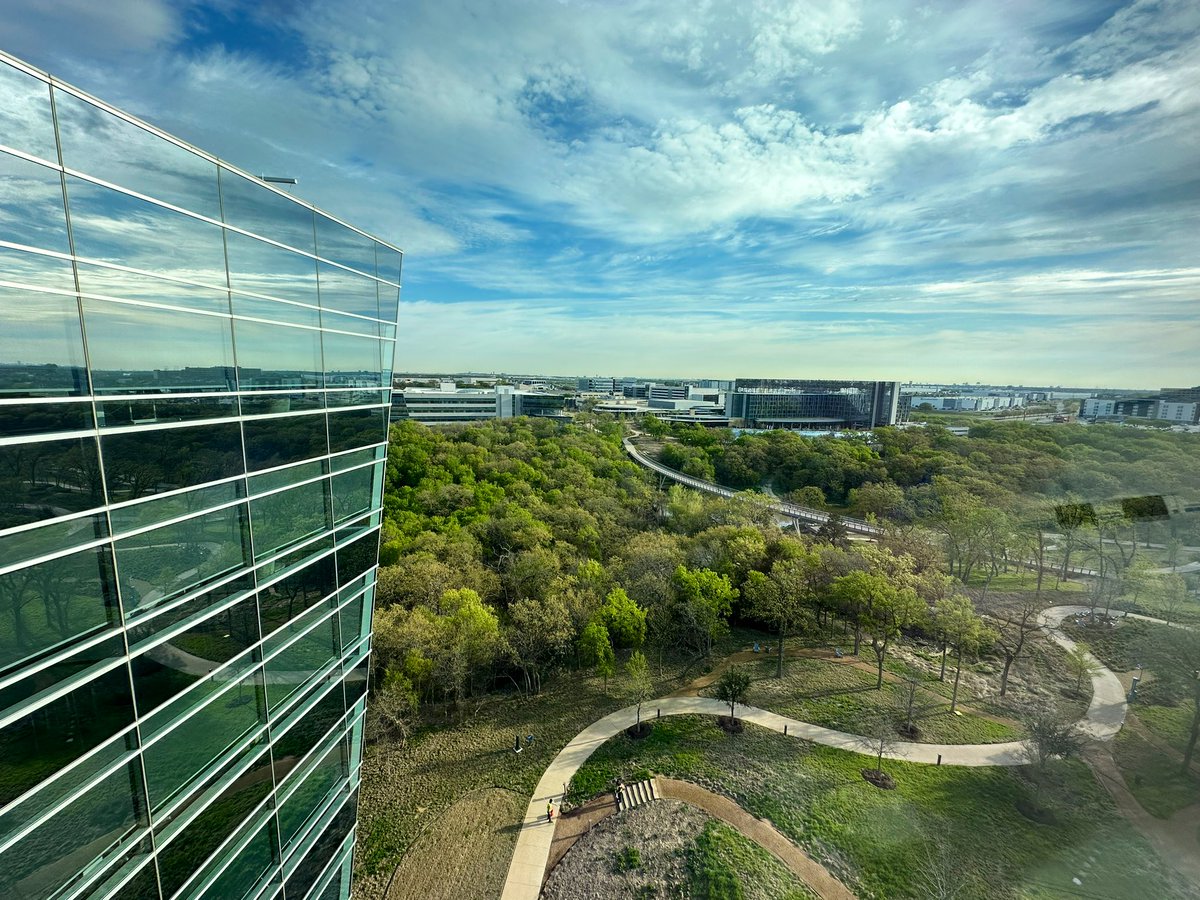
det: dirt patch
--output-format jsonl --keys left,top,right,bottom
{"left": 385, "top": 787, "right": 526, "bottom": 900}
{"left": 545, "top": 794, "right": 618, "bottom": 876}
{"left": 860, "top": 769, "right": 896, "bottom": 790}
{"left": 717, "top": 715, "right": 744, "bottom": 734}
{"left": 625, "top": 722, "right": 653, "bottom": 739}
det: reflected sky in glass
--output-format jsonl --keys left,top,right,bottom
{"left": 0, "top": 61, "right": 57, "bottom": 163}
{"left": 0, "top": 150, "right": 69, "bottom": 254}
{"left": 220, "top": 167, "right": 316, "bottom": 254}
{"left": 0, "top": 285, "right": 88, "bottom": 394}
{"left": 225, "top": 227, "right": 320, "bottom": 307}
{"left": 317, "top": 262, "right": 379, "bottom": 321}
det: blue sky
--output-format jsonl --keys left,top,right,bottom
{"left": 4, "top": 0, "right": 1199, "bottom": 386}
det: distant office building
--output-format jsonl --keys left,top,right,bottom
{"left": 1080, "top": 390, "right": 1200, "bottom": 424}
{"left": 647, "top": 383, "right": 689, "bottom": 402}
{"left": 907, "top": 394, "right": 1025, "bottom": 412}
{"left": 726, "top": 380, "right": 900, "bottom": 429}
{"left": 392, "top": 384, "right": 566, "bottom": 424}
{"left": 577, "top": 376, "right": 618, "bottom": 393}
{"left": 0, "top": 53, "right": 397, "bottom": 900}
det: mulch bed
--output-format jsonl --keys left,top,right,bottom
{"left": 717, "top": 715, "right": 745, "bottom": 734}
{"left": 861, "top": 768, "right": 896, "bottom": 789}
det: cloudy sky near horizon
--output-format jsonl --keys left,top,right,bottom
{"left": 4, "top": 0, "right": 1199, "bottom": 387}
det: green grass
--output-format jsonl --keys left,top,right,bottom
{"left": 688, "top": 819, "right": 816, "bottom": 900}
{"left": 1134, "top": 701, "right": 1196, "bottom": 756}
{"left": 1112, "top": 729, "right": 1200, "bottom": 819}
{"left": 963, "top": 571, "right": 1087, "bottom": 593}
{"left": 1061, "top": 619, "right": 1151, "bottom": 673}
{"left": 569, "top": 716, "right": 1199, "bottom": 900}
{"left": 739, "top": 655, "right": 1023, "bottom": 744}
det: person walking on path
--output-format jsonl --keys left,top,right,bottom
{"left": 546, "top": 800, "right": 554, "bottom": 823}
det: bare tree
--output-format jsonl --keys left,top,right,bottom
{"left": 858, "top": 712, "right": 902, "bottom": 786}
{"left": 913, "top": 836, "right": 975, "bottom": 900}
{"left": 1022, "top": 708, "right": 1083, "bottom": 808}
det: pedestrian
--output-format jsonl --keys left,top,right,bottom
{"left": 546, "top": 801, "right": 554, "bottom": 823}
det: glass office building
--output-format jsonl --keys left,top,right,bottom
{"left": 726, "top": 379, "right": 900, "bottom": 430}
{"left": 0, "top": 52, "right": 399, "bottom": 900}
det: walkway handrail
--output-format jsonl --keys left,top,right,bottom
{"left": 622, "top": 437, "right": 882, "bottom": 536}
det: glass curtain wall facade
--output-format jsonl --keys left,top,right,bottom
{"left": 0, "top": 53, "right": 399, "bottom": 900}
{"left": 726, "top": 380, "right": 900, "bottom": 429}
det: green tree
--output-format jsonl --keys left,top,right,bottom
{"left": 625, "top": 650, "right": 654, "bottom": 726}
{"left": 578, "top": 621, "right": 616, "bottom": 691}
{"left": 594, "top": 587, "right": 647, "bottom": 648}
{"left": 1064, "top": 642, "right": 1099, "bottom": 696}
{"left": 931, "top": 593, "right": 988, "bottom": 712}
{"left": 712, "top": 665, "right": 752, "bottom": 722}
{"left": 832, "top": 569, "right": 926, "bottom": 688}
{"left": 672, "top": 566, "right": 739, "bottom": 657}
{"left": 743, "top": 549, "right": 819, "bottom": 677}
{"left": 505, "top": 594, "right": 572, "bottom": 695}
{"left": 1136, "top": 625, "right": 1200, "bottom": 773}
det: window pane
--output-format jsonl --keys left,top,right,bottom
{"left": 326, "top": 407, "right": 388, "bottom": 454}
{"left": 375, "top": 243, "right": 402, "bottom": 286}
{"left": 97, "top": 394, "right": 240, "bottom": 428}
{"left": 0, "top": 662, "right": 135, "bottom": 806}
{"left": 191, "top": 812, "right": 279, "bottom": 900}
{"left": 129, "top": 592, "right": 262, "bottom": 718}
{"left": 115, "top": 503, "right": 251, "bottom": 611}
{"left": 282, "top": 792, "right": 355, "bottom": 895}
{"left": 317, "top": 262, "right": 378, "bottom": 320}
{"left": 277, "top": 735, "right": 346, "bottom": 853}
{"left": 330, "top": 464, "right": 378, "bottom": 525}
{"left": 341, "top": 652, "right": 369, "bottom": 710}
{"left": 219, "top": 168, "right": 316, "bottom": 253}
{"left": 322, "top": 332, "right": 384, "bottom": 386}
{"left": 67, "top": 177, "right": 228, "bottom": 288}
{"left": 257, "top": 554, "right": 336, "bottom": 638}
{"left": 239, "top": 391, "right": 324, "bottom": 417}
{"left": 0, "top": 285, "right": 89, "bottom": 398}
{"left": 102, "top": 421, "right": 244, "bottom": 504}
{"left": 335, "top": 530, "right": 378, "bottom": 588}
{"left": 225, "top": 228, "right": 320, "bottom": 307}
{"left": 140, "top": 668, "right": 265, "bottom": 813}
{"left": 233, "top": 320, "right": 325, "bottom": 391}
{"left": 0, "top": 759, "right": 149, "bottom": 900}
{"left": 263, "top": 602, "right": 339, "bottom": 712}
{"left": 271, "top": 672, "right": 345, "bottom": 771}
{"left": 0, "top": 401, "right": 94, "bottom": 438}
{"left": 55, "top": 89, "right": 221, "bottom": 220}
{"left": 232, "top": 293, "right": 322, "bottom": 329}
{"left": 315, "top": 216, "right": 376, "bottom": 278}
{"left": 243, "top": 413, "right": 329, "bottom": 472}
{"left": 76, "top": 261, "right": 232, "bottom": 315}
{"left": 0, "top": 543, "right": 119, "bottom": 674}
{"left": 125, "top": 572, "right": 256, "bottom": 645}
{"left": 337, "top": 590, "right": 367, "bottom": 652}
{"left": 0, "top": 61, "right": 57, "bottom": 162}
{"left": 83, "top": 300, "right": 236, "bottom": 395}
{"left": 250, "top": 479, "right": 331, "bottom": 563}
{"left": 0, "top": 149, "right": 70, "bottom": 254}
{"left": 0, "top": 242, "right": 76, "bottom": 290}
{"left": 153, "top": 744, "right": 274, "bottom": 898}
{"left": 109, "top": 480, "right": 245, "bottom": 539}
{"left": 0, "top": 513, "right": 107, "bottom": 570}
{"left": 0, "top": 436, "right": 104, "bottom": 528}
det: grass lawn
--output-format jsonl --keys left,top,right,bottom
{"left": 569, "top": 716, "right": 1199, "bottom": 900}
{"left": 738, "top": 655, "right": 1023, "bottom": 744}
{"left": 964, "top": 571, "right": 1087, "bottom": 593}
{"left": 690, "top": 818, "right": 818, "bottom": 900}
{"left": 1111, "top": 729, "right": 1200, "bottom": 819}
{"left": 1133, "top": 698, "right": 1196, "bottom": 756}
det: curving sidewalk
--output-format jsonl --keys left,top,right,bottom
{"left": 499, "top": 605, "right": 1130, "bottom": 900}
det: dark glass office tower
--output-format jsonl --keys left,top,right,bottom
{"left": 0, "top": 51, "right": 399, "bottom": 900}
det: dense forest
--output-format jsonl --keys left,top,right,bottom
{"left": 370, "top": 416, "right": 1200, "bottom": 732}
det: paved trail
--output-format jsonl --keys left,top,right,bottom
{"left": 499, "top": 605, "right": 1132, "bottom": 900}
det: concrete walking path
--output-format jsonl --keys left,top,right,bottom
{"left": 499, "top": 605, "right": 1134, "bottom": 900}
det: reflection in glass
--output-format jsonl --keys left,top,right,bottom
{"left": 276, "top": 735, "right": 347, "bottom": 854}
{"left": 257, "top": 555, "right": 336, "bottom": 638}
{"left": 0, "top": 150, "right": 70, "bottom": 254}
{"left": 0, "top": 436, "right": 104, "bottom": 528}
{"left": 55, "top": 88, "right": 222, "bottom": 220}
{"left": 375, "top": 243, "right": 402, "bottom": 286}
{"left": 315, "top": 215, "right": 376, "bottom": 278}
{"left": 0, "top": 401, "right": 94, "bottom": 437}
{"left": 140, "top": 669, "right": 266, "bottom": 815}
{"left": 327, "top": 406, "right": 389, "bottom": 454}
{"left": 0, "top": 759, "right": 149, "bottom": 899}
{"left": 271, "top": 672, "right": 346, "bottom": 774}
{"left": 0, "top": 243, "right": 77, "bottom": 290}
{"left": 102, "top": 422, "right": 244, "bottom": 503}
{"left": 282, "top": 791, "right": 356, "bottom": 897}
{"left": 264, "top": 604, "right": 339, "bottom": 711}
{"left": 109, "top": 480, "right": 245, "bottom": 540}
{"left": 220, "top": 168, "right": 316, "bottom": 253}
{"left": 322, "top": 332, "right": 384, "bottom": 387}
{"left": 335, "top": 530, "right": 379, "bottom": 588}
{"left": 76, "top": 260, "right": 232, "bottom": 315}
{"left": 232, "top": 293, "right": 322, "bottom": 329}
{"left": 243, "top": 412, "right": 329, "bottom": 472}
{"left": 83, "top": 299, "right": 236, "bottom": 394}
{"left": 250, "top": 479, "right": 332, "bottom": 564}
{"left": 129, "top": 592, "right": 262, "bottom": 718}
{"left": 0, "top": 286, "right": 89, "bottom": 397}
{"left": 153, "top": 743, "right": 274, "bottom": 898}
{"left": 239, "top": 391, "right": 324, "bottom": 417}
{"left": 331, "top": 464, "right": 379, "bottom": 525}
{"left": 234, "top": 319, "right": 324, "bottom": 391}
{"left": 115, "top": 503, "right": 251, "bottom": 611}
{"left": 317, "top": 262, "right": 379, "bottom": 320}
{"left": 66, "top": 177, "right": 229, "bottom": 288}
{"left": 337, "top": 590, "right": 369, "bottom": 653}
{"left": 194, "top": 811, "right": 280, "bottom": 900}
{"left": 0, "top": 61, "right": 57, "bottom": 162}
{"left": 97, "top": 394, "right": 239, "bottom": 428}
{"left": 249, "top": 461, "right": 327, "bottom": 499}
{"left": 0, "top": 513, "right": 107, "bottom": 572}
{"left": 318, "top": 307, "right": 380, "bottom": 337}
{"left": 225, "top": 228, "right": 320, "bottom": 307}
{"left": 125, "top": 572, "right": 255, "bottom": 643}
{"left": 0, "top": 662, "right": 135, "bottom": 806}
